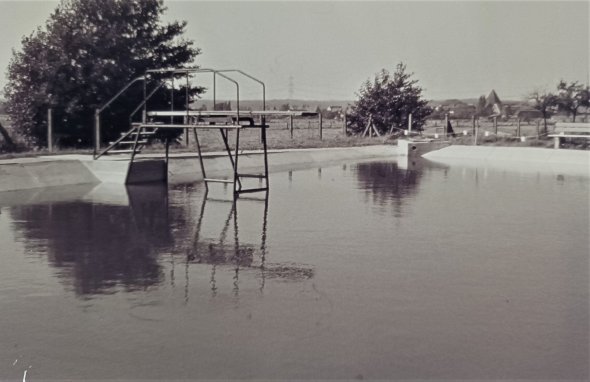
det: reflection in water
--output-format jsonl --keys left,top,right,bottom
{"left": 354, "top": 158, "right": 451, "bottom": 216}
{"left": 9, "top": 185, "right": 173, "bottom": 295}
{"left": 6, "top": 183, "right": 313, "bottom": 298}
{"left": 354, "top": 160, "right": 423, "bottom": 217}
{"left": 186, "top": 191, "right": 313, "bottom": 300}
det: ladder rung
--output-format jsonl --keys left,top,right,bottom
{"left": 108, "top": 149, "right": 140, "bottom": 154}
{"left": 204, "top": 178, "right": 234, "bottom": 183}
{"left": 141, "top": 123, "right": 243, "bottom": 130}
{"left": 237, "top": 187, "right": 268, "bottom": 194}
{"left": 127, "top": 131, "right": 156, "bottom": 136}
{"left": 110, "top": 140, "right": 148, "bottom": 145}
{"left": 238, "top": 174, "right": 266, "bottom": 179}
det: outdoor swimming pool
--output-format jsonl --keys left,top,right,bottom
{"left": 0, "top": 157, "right": 588, "bottom": 380}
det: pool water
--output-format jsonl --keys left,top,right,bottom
{"left": 0, "top": 158, "right": 588, "bottom": 380}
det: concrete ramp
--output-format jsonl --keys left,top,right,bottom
{"left": 0, "top": 160, "right": 99, "bottom": 192}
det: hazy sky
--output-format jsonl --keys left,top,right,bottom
{"left": 0, "top": 1, "right": 588, "bottom": 101}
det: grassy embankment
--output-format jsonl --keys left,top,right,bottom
{"left": 1, "top": 117, "right": 587, "bottom": 160}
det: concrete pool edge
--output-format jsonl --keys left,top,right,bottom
{"left": 0, "top": 145, "right": 396, "bottom": 192}
{"left": 2, "top": 145, "right": 587, "bottom": 192}
{"left": 423, "top": 145, "right": 590, "bottom": 176}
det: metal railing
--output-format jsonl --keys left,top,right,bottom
{"left": 94, "top": 75, "right": 145, "bottom": 157}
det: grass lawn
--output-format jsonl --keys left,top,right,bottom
{"left": 1, "top": 117, "right": 587, "bottom": 160}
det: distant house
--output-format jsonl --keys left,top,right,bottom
{"left": 485, "top": 89, "right": 502, "bottom": 116}
{"left": 325, "top": 105, "right": 344, "bottom": 119}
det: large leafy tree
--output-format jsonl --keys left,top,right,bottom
{"left": 4, "top": 0, "right": 200, "bottom": 147}
{"left": 348, "top": 63, "right": 431, "bottom": 135}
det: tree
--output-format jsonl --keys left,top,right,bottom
{"left": 348, "top": 63, "right": 431, "bottom": 135}
{"left": 475, "top": 95, "right": 488, "bottom": 117}
{"left": 528, "top": 89, "right": 557, "bottom": 134}
{"left": 4, "top": 0, "right": 200, "bottom": 147}
{"left": 556, "top": 80, "right": 589, "bottom": 122}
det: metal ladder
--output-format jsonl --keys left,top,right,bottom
{"left": 94, "top": 123, "right": 157, "bottom": 160}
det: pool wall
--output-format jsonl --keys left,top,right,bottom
{"left": 0, "top": 145, "right": 395, "bottom": 192}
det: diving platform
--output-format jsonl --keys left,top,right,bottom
{"left": 92, "top": 67, "right": 317, "bottom": 197}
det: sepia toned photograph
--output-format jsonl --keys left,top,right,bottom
{"left": 0, "top": 1, "right": 588, "bottom": 381}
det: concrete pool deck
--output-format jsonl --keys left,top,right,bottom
{"left": 423, "top": 146, "right": 590, "bottom": 177}
{"left": 1, "top": 144, "right": 588, "bottom": 192}
{"left": 0, "top": 145, "right": 396, "bottom": 192}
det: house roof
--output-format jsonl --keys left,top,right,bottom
{"left": 485, "top": 90, "right": 502, "bottom": 107}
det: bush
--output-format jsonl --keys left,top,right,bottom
{"left": 348, "top": 63, "right": 431, "bottom": 135}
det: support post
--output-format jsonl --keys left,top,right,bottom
{"left": 170, "top": 77, "right": 174, "bottom": 125}
{"left": 493, "top": 116, "right": 498, "bottom": 135}
{"left": 47, "top": 108, "right": 53, "bottom": 152}
{"left": 474, "top": 118, "right": 479, "bottom": 145}
{"left": 193, "top": 128, "right": 208, "bottom": 192}
{"left": 290, "top": 114, "right": 294, "bottom": 139}
{"left": 165, "top": 138, "right": 170, "bottom": 182}
{"left": 319, "top": 112, "right": 323, "bottom": 140}
{"left": 517, "top": 118, "right": 521, "bottom": 137}
{"left": 142, "top": 80, "right": 147, "bottom": 123}
{"left": 262, "top": 117, "right": 269, "bottom": 190}
{"left": 472, "top": 115, "right": 476, "bottom": 135}
{"left": 94, "top": 109, "right": 100, "bottom": 156}
{"left": 185, "top": 72, "right": 189, "bottom": 146}
{"left": 343, "top": 114, "right": 347, "bottom": 135}
{"left": 444, "top": 113, "right": 448, "bottom": 139}
{"left": 536, "top": 119, "right": 540, "bottom": 138}
{"left": 408, "top": 113, "right": 412, "bottom": 134}
{"left": 233, "top": 129, "right": 241, "bottom": 196}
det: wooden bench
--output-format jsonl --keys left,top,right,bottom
{"left": 548, "top": 123, "right": 590, "bottom": 149}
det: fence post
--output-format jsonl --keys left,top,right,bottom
{"left": 493, "top": 116, "right": 498, "bottom": 135}
{"left": 444, "top": 113, "right": 448, "bottom": 139}
{"left": 290, "top": 114, "right": 294, "bottom": 139}
{"left": 319, "top": 113, "right": 323, "bottom": 140}
{"left": 517, "top": 118, "right": 521, "bottom": 137}
{"left": 536, "top": 120, "right": 540, "bottom": 138}
{"left": 472, "top": 115, "right": 476, "bottom": 135}
{"left": 343, "top": 114, "right": 347, "bottom": 135}
{"left": 94, "top": 109, "right": 100, "bottom": 155}
{"left": 408, "top": 113, "right": 412, "bottom": 134}
{"left": 474, "top": 118, "right": 479, "bottom": 145}
{"left": 47, "top": 108, "right": 53, "bottom": 152}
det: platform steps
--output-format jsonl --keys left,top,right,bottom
{"left": 94, "top": 124, "right": 158, "bottom": 159}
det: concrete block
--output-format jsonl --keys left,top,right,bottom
{"left": 127, "top": 159, "right": 167, "bottom": 184}
{"left": 81, "top": 159, "right": 130, "bottom": 184}
{"left": 398, "top": 139, "right": 449, "bottom": 157}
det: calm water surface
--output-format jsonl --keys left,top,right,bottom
{"left": 0, "top": 158, "right": 588, "bottom": 381}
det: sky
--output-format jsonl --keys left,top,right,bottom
{"left": 0, "top": 0, "right": 588, "bottom": 102}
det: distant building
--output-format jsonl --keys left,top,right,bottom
{"left": 485, "top": 89, "right": 502, "bottom": 116}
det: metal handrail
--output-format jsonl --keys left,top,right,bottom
{"left": 215, "top": 70, "right": 265, "bottom": 111}
{"left": 97, "top": 76, "right": 145, "bottom": 113}
{"left": 94, "top": 75, "right": 145, "bottom": 156}
{"left": 128, "top": 79, "right": 168, "bottom": 124}
{"left": 214, "top": 72, "right": 240, "bottom": 122}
